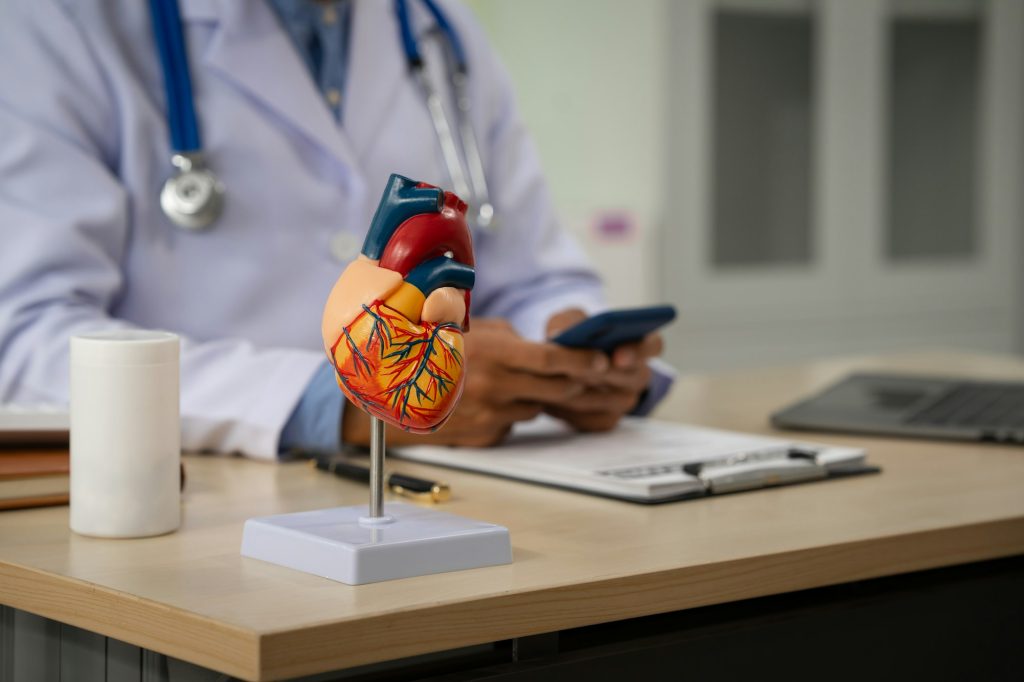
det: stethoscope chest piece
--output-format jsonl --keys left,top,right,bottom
{"left": 160, "top": 153, "right": 224, "bottom": 231}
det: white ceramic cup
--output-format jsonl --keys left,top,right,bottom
{"left": 70, "top": 330, "right": 181, "bottom": 538}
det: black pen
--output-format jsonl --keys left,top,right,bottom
{"left": 312, "top": 457, "right": 451, "bottom": 503}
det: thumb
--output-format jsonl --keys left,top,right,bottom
{"left": 546, "top": 308, "right": 588, "bottom": 339}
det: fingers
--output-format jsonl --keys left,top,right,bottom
{"left": 409, "top": 401, "right": 543, "bottom": 448}
{"left": 544, "top": 363, "right": 654, "bottom": 433}
{"left": 589, "top": 362, "right": 652, "bottom": 392}
{"left": 468, "top": 317, "right": 607, "bottom": 380}
{"left": 439, "top": 401, "right": 541, "bottom": 447}
{"left": 545, "top": 405, "right": 622, "bottom": 434}
{"left": 545, "top": 308, "right": 587, "bottom": 338}
{"left": 545, "top": 383, "right": 639, "bottom": 432}
{"left": 558, "top": 384, "right": 642, "bottom": 414}
{"left": 490, "top": 367, "right": 584, "bottom": 405}
{"left": 611, "top": 333, "right": 664, "bottom": 370}
{"left": 466, "top": 317, "right": 660, "bottom": 405}
{"left": 463, "top": 358, "right": 586, "bottom": 409}
{"left": 504, "top": 340, "right": 608, "bottom": 379}
{"left": 499, "top": 401, "right": 546, "bottom": 423}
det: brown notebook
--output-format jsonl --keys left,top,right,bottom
{"left": 0, "top": 449, "right": 70, "bottom": 510}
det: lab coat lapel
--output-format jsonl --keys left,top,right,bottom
{"left": 193, "top": 0, "right": 359, "bottom": 170}
{"left": 343, "top": 0, "right": 408, "bottom": 160}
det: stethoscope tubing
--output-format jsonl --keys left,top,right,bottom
{"left": 150, "top": 0, "right": 494, "bottom": 232}
{"left": 395, "top": 0, "right": 467, "bottom": 72}
{"left": 395, "top": 0, "right": 495, "bottom": 229}
{"left": 149, "top": 0, "right": 201, "bottom": 153}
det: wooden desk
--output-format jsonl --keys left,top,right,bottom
{"left": 2, "top": 351, "right": 1023, "bottom": 680}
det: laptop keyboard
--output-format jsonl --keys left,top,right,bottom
{"left": 905, "top": 384, "right": 1024, "bottom": 437}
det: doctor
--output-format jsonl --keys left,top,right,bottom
{"left": 0, "top": 0, "right": 669, "bottom": 459}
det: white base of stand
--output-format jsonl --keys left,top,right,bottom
{"left": 240, "top": 502, "right": 512, "bottom": 585}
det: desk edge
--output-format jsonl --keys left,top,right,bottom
{"left": 257, "top": 516, "right": 1024, "bottom": 681}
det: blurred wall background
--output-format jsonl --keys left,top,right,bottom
{"left": 466, "top": 0, "right": 1024, "bottom": 372}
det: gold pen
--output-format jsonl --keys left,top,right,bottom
{"left": 312, "top": 457, "right": 451, "bottom": 503}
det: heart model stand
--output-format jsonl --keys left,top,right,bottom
{"left": 241, "top": 175, "right": 512, "bottom": 585}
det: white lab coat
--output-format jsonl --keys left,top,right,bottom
{"left": 0, "top": 0, "right": 605, "bottom": 458}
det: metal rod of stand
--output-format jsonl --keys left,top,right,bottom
{"left": 369, "top": 417, "right": 386, "bottom": 518}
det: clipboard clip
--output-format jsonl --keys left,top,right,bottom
{"left": 685, "top": 448, "right": 827, "bottom": 494}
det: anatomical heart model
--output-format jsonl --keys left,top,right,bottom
{"left": 241, "top": 188, "right": 506, "bottom": 584}
{"left": 322, "top": 174, "right": 475, "bottom": 433}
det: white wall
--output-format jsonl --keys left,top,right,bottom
{"left": 467, "top": 0, "right": 1024, "bottom": 367}
{"left": 466, "top": 0, "right": 669, "bottom": 307}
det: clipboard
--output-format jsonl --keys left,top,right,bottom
{"left": 393, "top": 416, "right": 879, "bottom": 504}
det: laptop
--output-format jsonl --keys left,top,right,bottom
{"left": 771, "top": 374, "right": 1024, "bottom": 444}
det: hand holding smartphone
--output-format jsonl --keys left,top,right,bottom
{"left": 550, "top": 305, "right": 676, "bottom": 354}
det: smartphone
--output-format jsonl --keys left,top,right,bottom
{"left": 550, "top": 305, "right": 677, "bottom": 354}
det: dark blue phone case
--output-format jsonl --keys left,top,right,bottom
{"left": 550, "top": 305, "right": 677, "bottom": 354}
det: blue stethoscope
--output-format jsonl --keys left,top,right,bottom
{"left": 149, "top": 0, "right": 495, "bottom": 233}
